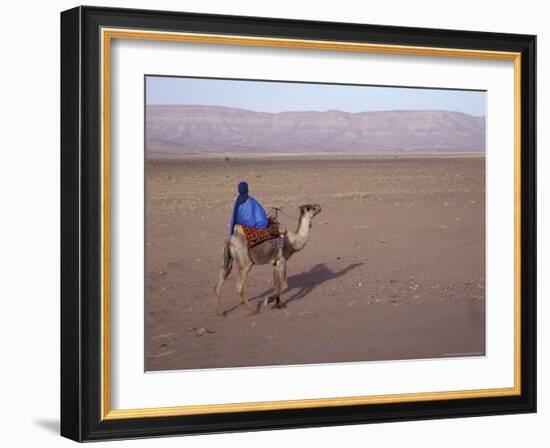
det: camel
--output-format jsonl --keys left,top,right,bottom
{"left": 214, "top": 203, "right": 322, "bottom": 315}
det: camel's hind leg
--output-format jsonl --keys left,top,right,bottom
{"left": 213, "top": 244, "right": 233, "bottom": 316}
{"left": 272, "top": 254, "right": 288, "bottom": 308}
{"left": 236, "top": 262, "right": 254, "bottom": 311}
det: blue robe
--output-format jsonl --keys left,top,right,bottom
{"left": 229, "top": 197, "right": 268, "bottom": 235}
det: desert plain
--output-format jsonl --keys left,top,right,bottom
{"left": 145, "top": 154, "right": 485, "bottom": 371}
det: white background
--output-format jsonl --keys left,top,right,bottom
{"left": 112, "top": 40, "right": 515, "bottom": 409}
{"left": 0, "top": 0, "right": 547, "bottom": 447}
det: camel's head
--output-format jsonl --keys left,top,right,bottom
{"left": 299, "top": 204, "right": 322, "bottom": 226}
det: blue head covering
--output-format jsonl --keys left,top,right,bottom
{"left": 229, "top": 181, "right": 249, "bottom": 235}
{"left": 238, "top": 181, "right": 249, "bottom": 196}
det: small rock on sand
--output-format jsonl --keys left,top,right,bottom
{"left": 193, "top": 327, "right": 215, "bottom": 337}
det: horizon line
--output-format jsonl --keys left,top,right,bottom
{"left": 146, "top": 104, "right": 486, "bottom": 118}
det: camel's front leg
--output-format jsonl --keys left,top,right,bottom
{"left": 236, "top": 262, "right": 254, "bottom": 310}
{"left": 272, "top": 256, "right": 288, "bottom": 308}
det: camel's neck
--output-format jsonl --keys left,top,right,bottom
{"left": 287, "top": 213, "right": 311, "bottom": 252}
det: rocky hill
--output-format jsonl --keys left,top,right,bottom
{"left": 146, "top": 105, "right": 485, "bottom": 154}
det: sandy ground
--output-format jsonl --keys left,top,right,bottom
{"left": 145, "top": 155, "right": 485, "bottom": 371}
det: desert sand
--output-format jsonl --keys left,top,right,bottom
{"left": 145, "top": 154, "right": 485, "bottom": 371}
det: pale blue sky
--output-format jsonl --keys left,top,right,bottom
{"left": 146, "top": 76, "right": 486, "bottom": 116}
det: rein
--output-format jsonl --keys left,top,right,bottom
{"left": 271, "top": 207, "right": 300, "bottom": 220}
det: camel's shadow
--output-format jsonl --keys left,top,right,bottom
{"left": 281, "top": 262, "right": 364, "bottom": 304}
{"left": 224, "top": 262, "right": 363, "bottom": 315}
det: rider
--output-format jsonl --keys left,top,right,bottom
{"left": 228, "top": 181, "right": 269, "bottom": 240}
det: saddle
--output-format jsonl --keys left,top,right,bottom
{"left": 240, "top": 217, "right": 281, "bottom": 248}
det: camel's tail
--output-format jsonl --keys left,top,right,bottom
{"left": 223, "top": 243, "right": 233, "bottom": 273}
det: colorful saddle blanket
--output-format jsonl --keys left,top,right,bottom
{"left": 240, "top": 217, "right": 281, "bottom": 248}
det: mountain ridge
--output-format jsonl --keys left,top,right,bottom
{"left": 146, "top": 105, "right": 486, "bottom": 154}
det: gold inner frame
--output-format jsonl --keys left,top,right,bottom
{"left": 100, "top": 27, "right": 522, "bottom": 420}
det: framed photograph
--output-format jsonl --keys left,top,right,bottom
{"left": 60, "top": 6, "right": 536, "bottom": 442}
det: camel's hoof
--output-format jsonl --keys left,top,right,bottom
{"left": 269, "top": 298, "right": 286, "bottom": 309}
{"left": 243, "top": 303, "right": 258, "bottom": 316}
{"left": 217, "top": 310, "right": 227, "bottom": 317}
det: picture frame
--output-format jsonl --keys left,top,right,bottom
{"left": 60, "top": 5, "right": 536, "bottom": 442}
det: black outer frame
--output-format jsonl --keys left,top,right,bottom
{"left": 60, "top": 5, "right": 536, "bottom": 442}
